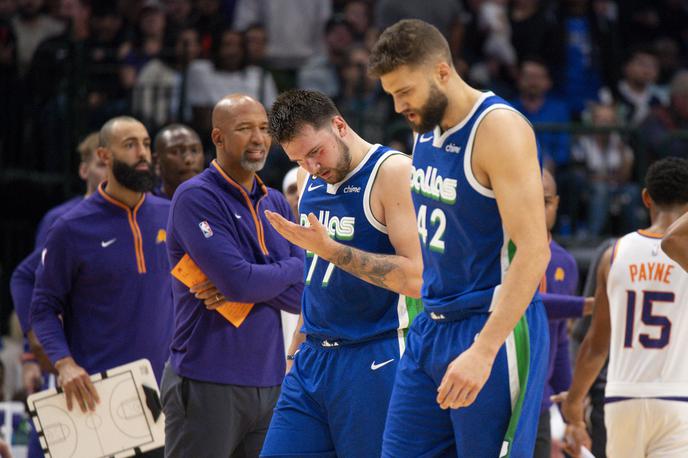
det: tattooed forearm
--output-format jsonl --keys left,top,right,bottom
{"left": 330, "top": 245, "right": 403, "bottom": 291}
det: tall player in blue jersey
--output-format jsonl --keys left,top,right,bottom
{"left": 369, "top": 20, "right": 551, "bottom": 457}
{"left": 261, "top": 89, "right": 423, "bottom": 458}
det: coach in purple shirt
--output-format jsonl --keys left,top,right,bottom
{"left": 162, "top": 94, "right": 303, "bottom": 458}
{"left": 31, "top": 117, "right": 173, "bottom": 442}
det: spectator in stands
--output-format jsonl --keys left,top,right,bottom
{"left": 509, "top": 0, "right": 561, "bottom": 73}
{"left": 233, "top": 0, "right": 331, "bottom": 90}
{"left": 244, "top": 22, "right": 267, "bottom": 67}
{"left": 637, "top": 70, "right": 688, "bottom": 161}
{"left": 186, "top": 27, "right": 278, "bottom": 139}
{"left": 375, "top": 0, "right": 463, "bottom": 56}
{"left": 653, "top": 37, "right": 682, "bottom": 99}
{"left": 335, "top": 45, "right": 392, "bottom": 145}
{"left": 554, "top": 0, "right": 620, "bottom": 117}
{"left": 572, "top": 103, "right": 641, "bottom": 236}
{"left": 614, "top": 47, "right": 664, "bottom": 126}
{"left": 134, "top": 25, "right": 201, "bottom": 128}
{"left": 343, "top": 0, "right": 372, "bottom": 44}
{"left": 0, "top": 0, "right": 16, "bottom": 19}
{"left": 194, "top": 0, "right": 225, "bottom": 57}
{"left": 11, "top": 0, "right": 64, "bottom": 75}
{"left": 298, "top": 15, "right": 353, "bottom": 98}
{"left": 120, "top": 0, "right": 169, "bottom": 91}
{"left": 163, "top": 0, "right": 194, "bottom": 36}
{"left": 512, "top": 58, "right": 571, "bottom": 169}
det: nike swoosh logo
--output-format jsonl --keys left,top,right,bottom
{"left": 101, "top": 238, "right": 117, "bottom": 248}
{"left": 234, "top": 213, "right": 242, "bottom": 219}
{"left": 419, "top": 134, "right": 433, "bottom": 143}
{"left": 370, "top": 359, "right": 394, "bottom": 370}
{"left": 308, "top": 184, "right": 324, "bottom": 191}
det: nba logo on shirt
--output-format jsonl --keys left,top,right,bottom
{"left": 198, "top": 220, "right": 213, "bottom": 238}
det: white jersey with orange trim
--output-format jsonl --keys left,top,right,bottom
{"left": 606, "top": 230, "right": 688, "bottom": 399}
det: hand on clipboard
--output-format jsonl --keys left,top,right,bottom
{"left": 172, "top": 253, "right": 254, "bottom": 327}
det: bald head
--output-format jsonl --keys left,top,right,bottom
{"left": 99, "top": 116, "right": 146, "bottom": 148}
{"left": 154, "top": 123, "right": 201, "bottom": 153}
{"left": 212, "top": 94, "right": 265, "bottom": 128}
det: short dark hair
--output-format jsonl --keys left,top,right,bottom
{"left": 368, "top": 19, "right": 451, "bottom": 77}
{"left": 269, "top": 89, "right": 340, "bottom": 144}
{"left": 154, "top": 123, "right": 199, "bottom": 153}
{"left": 645, "top": 157, "right": 688, "bottom": 207}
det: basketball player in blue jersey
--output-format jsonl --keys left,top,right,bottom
{"left": 261, "top": 89, "right": 423, "bottom": 458}
{"left": 369, "top": 19, "right": 551, "bottom": 457}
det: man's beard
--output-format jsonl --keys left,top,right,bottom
{"left": 408, "top": 82, "right": 449, "bottom": 133}
{"left": 112, "top": 158, "right": 156, "bottom": 192}
{"left": 322, "top": 136, "right": 352, "bottom": 183}
{"left": 240, "top": 150, "right": 267, "bottom": 172}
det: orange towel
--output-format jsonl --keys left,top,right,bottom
{"left": 171, "top": 253, "right": 254, "bottom": 327}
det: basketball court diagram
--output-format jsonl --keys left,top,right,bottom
{"left": 27, "top": 359, "right": 165, "bottom": 458}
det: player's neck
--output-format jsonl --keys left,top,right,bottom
{"left": 648, "top": 206, "right": 688, "bottom": 234}
{"left": 346, "top": 134, "right": 374, "bottom": 173}
{"left": 104, "top": 180, "right": 144, "bottom": 209}
{"left": 440, "top": 78, "right": 484, "bottom": 132}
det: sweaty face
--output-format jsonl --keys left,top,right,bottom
{"left": 283, "top": 124, "right": 352, "bottom": 184}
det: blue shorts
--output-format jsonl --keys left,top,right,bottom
{"left": 261, "top": 332, "right": 406, "bottom": 458}
{"left": 382, "top": 301, "right": 549, "bottom": 458}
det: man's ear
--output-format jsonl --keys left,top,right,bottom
{"left": 641, "top": 188, "right": 652, "bottom": 209}
{"left": 78, "top": 161, "right": 88, "bottom": 181}
{"left": 436, "top": 61, "right": 451, "bottom": 85}
{"left": 96, "top": 146, "right": 111, "bottom": 165}
{"left": 332, "top": 116, "right": 348, "bottom": 138}
{"left": 211, "top": 127, "right": 223, "bottom": 147}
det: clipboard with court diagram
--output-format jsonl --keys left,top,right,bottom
{"left": 26, "top": 359, "right": 165, "bottom": 458}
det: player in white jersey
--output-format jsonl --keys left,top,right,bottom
{"left": 560, "top": 157, "right": 688, "bottom": 458}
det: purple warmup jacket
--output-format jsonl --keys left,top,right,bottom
{"left": 166, "top": 160, "right": 304, "bottom": 387}
{"left": 539, "top": 239, "right": 582, "bottom": 412}
{"left": 31, "top": 184, "right": 174, "bottom": 382}
{"left": 10, "top": 196, "right": 83, "bottom": 333}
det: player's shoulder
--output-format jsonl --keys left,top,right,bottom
{"left": 170, "top": 170, "right": 216, "bottom": 206}
{"left": 375, "top": 146, "right": 411, "bottom": 174}
{"left": 550, "top": 239, "right": 578, "bottom": 271}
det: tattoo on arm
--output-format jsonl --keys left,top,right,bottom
{"left": 331, "top": 245, "right": 401, "bottom": 290}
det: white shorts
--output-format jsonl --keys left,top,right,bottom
{"left": 605, "top": 398, "right": 688, "bottom": 458}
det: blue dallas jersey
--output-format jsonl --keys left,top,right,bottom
{"left": 411, "top": 91, "right": 540, "bottom": 314}
{"left": 300, "top": 144, "right": 418, "bottom": 342}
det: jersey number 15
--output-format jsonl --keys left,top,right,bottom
{"left": 624, "top": 290, "right": 675, "bottom": 349}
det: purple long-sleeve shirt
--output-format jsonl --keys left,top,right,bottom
{"left": 31, "top": 185, "right": 174, "bottom": 382}
{"left": 540, "top": 240, "right": 580, "bottom": 412}
{"left": 10, "top": 197, "right": 83, "bottom": 333}
{"left": 166, "top": 160, "right": 304, "bottom": 386}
